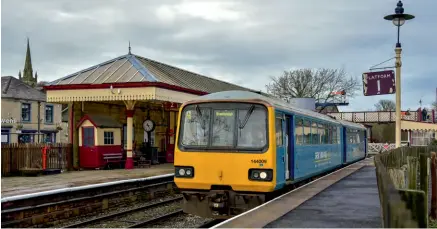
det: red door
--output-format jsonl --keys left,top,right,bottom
{"left": 80, "top": 127, "right": 97, "bottom": 168}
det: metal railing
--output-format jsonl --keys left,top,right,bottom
{"left": 327, "top": 111, "right": 419, "bottom": 123}
{"left": 374, "top": 146, "right": 437, "bottom": 227}
{"left": 368, "top": 143, "right": 408, "bottom": 154}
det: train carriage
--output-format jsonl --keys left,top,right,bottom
{"left": 337, "top": 119, "right": 368, "bottom": 164}
{"left": 174, "top": 90, "right": 367, "bottom": 219}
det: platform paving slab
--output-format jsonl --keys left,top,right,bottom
{"left": 1, "top": 163, "right": 174, "bottom": 198}
{"left": 265, "top": 165, "right": 381, "bottom": 228}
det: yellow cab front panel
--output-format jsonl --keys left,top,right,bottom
{"left": 174, "top": 102, "right": 277, "bottom": 193}
{"left": 174, "top": 151, "right": 275, "bottom": 192}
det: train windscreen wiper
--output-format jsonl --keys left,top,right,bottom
{"left": 195, "top": 105, "right": 206, "bottom": 130}
{"left": 239, "top": 105, "right": 255, "bottom": 129}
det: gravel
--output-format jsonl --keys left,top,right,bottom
{"left": 55, "top": 194, "right": 182, "bottom": 228}
{"left": 146, "top": 213, "right": 214, "bottom": 228}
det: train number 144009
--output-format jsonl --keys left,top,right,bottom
{"left": 251, "top": 159, "right": 267, "bottom": 164}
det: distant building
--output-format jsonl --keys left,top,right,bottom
{"left": 1, "top": 38, "right": 66, "bottom": 143}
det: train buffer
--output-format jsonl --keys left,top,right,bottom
{"left": 212, "top": 157, "right": 381, "bottom": 228}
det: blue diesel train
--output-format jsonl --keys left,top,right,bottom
{"left": 174, "top": 90, "right": 367, "bottom": 218}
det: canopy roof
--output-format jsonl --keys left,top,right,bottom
{"left": 48, "top": 53, "right": 256, "bottom": 94}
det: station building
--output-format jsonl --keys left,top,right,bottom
{"left": 44, "top": 51, "right": 260, "bottom": 169}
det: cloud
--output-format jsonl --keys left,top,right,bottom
{"left": 157, "top": 0, "right": 244, "bottom": 23}
{"left": 1, "top": 0, "right": 436, "bottom": 112}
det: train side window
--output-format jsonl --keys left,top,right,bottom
{"left": 275, "top": 116, "right": 283, "bottom": 146}
{"left": 318, "top": 123, "right": 325, "bottom": 144}
{"left": 295, "top": 118, "right": 303, "bottom": 145}
{"left": 303, "top": 120, "right": 311, "bottom": 144}
{"left": 337, "top": 127, "right": 341, "bottom": 144}
{"left": 332, "top": 126, "right": 337, "bottom": 144}
{"left": 312, "top": 122, "right": 319, "bottom": 144}
{"left": 347, "top": 129, "right": 352, "bottom": 143}
{"left": 327, "top": 126, "right": 332, "bottom": 144}
{"left": 323, "top": 125, "right": 328, "bottom": 144}
{"left": 348, "top": 129, "right": 357, "bottom": 144}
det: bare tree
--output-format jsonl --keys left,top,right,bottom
{"left": 265, "top": 68, "right": 360, "bottom": 112}
{"left": 374, "top": 99, "right": 396, "bottom": 111}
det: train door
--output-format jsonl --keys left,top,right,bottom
{"left": 275, "top": 112, "right": 286, "bottom": 186}
{"left": 285, "top": 115, "right": 292, "bottom": 180}
{"left": 342, "top": 127, "right": 347, "bottom": 164}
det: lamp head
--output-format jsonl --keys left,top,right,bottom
{"left": 383, "top": 0, "right": 415, "bottom": 26}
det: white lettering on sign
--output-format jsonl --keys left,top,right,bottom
{"left": 367, "top": 74, "right": 392, "bottom": 81}
{"left": 1, "top": 118, "right": 17, "bottom": 124}
{"left": 315, "top": 151, "right": 331, "bottom": 168}
{"left": 315, "top": 151, "right": 330, "bottom": 160}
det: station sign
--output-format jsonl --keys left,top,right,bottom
{"left": 362, "top": 70, "right": 395, "bottom": 96}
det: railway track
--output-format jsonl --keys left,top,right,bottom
{"left": 63, "top": 196, "right": 183, "bottom": 228}
{"left": 62, "top": 196, "right": 221, "bottom": 228}
{"left": 1, "top": 174, "right": 176, "bottom": 228}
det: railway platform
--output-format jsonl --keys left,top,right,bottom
{"left": 1, "top": 163, "right": 174, "bottom": 198}
{"left": 213, "top": 157, "right": 381, "bottom": 228}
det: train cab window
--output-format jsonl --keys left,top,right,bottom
{"left": 179, "top": 103, "right": 268, "bottom": 152}
{"left": 212, "top": 110, "right": 235, "bottom": 147}
{"left": 237, "top": 108, "right": 267, "bottom": 148}
{"left": 295, "top": 119, "right": 303, "bottom": 145}
{"left": 180, "top": 108, "right": 211, "bottom": 146}
{"left": 311, "top": 122, "right": 319, "bottom": 144}
{"left": 303, "top": 120, "right": 311, "bottom": 144}
{"left": 275, "top": 116, "right": 283, "bottom": 146}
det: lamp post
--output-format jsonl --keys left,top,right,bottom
{"left": 384, "top": 0, "right": 415, "bottom": 148}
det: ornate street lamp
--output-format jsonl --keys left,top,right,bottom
{"left": 383, "top": 1, "right": 415, "bottom": 148}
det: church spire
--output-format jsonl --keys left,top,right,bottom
{"left": 21, "top": 37, "right": 37, "bottom": 87}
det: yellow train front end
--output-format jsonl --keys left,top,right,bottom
{"left": 174, "top": 100, "right": 277, "bottom": 218}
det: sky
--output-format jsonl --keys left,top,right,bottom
{"left": 1, "top": 0, "right": 436, "bottom": 112}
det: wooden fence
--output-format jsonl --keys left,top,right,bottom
{"left": 374, "top": 146, "right": 437, "bottom": 228}
{"left": 1, "top": 143, "right": 73, "bottom": 176}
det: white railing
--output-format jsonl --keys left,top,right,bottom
{"left": 368, "top": 143, "right": 408, "bottom": 155}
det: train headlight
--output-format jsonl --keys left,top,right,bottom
{"left": 260, "top": 172, "right": 267, "bottom": 179}
{"left": 248, "top": 169, "right": 273, "bottom": 181}
{"left": 175, "top": 166, "right": 194, "bottom": 178}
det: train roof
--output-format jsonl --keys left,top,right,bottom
{"left": 190, "top": 90, "right": 357, "bottom": 126}
{"left": 334, "top": 119, "right": 367, "bottom": 130}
